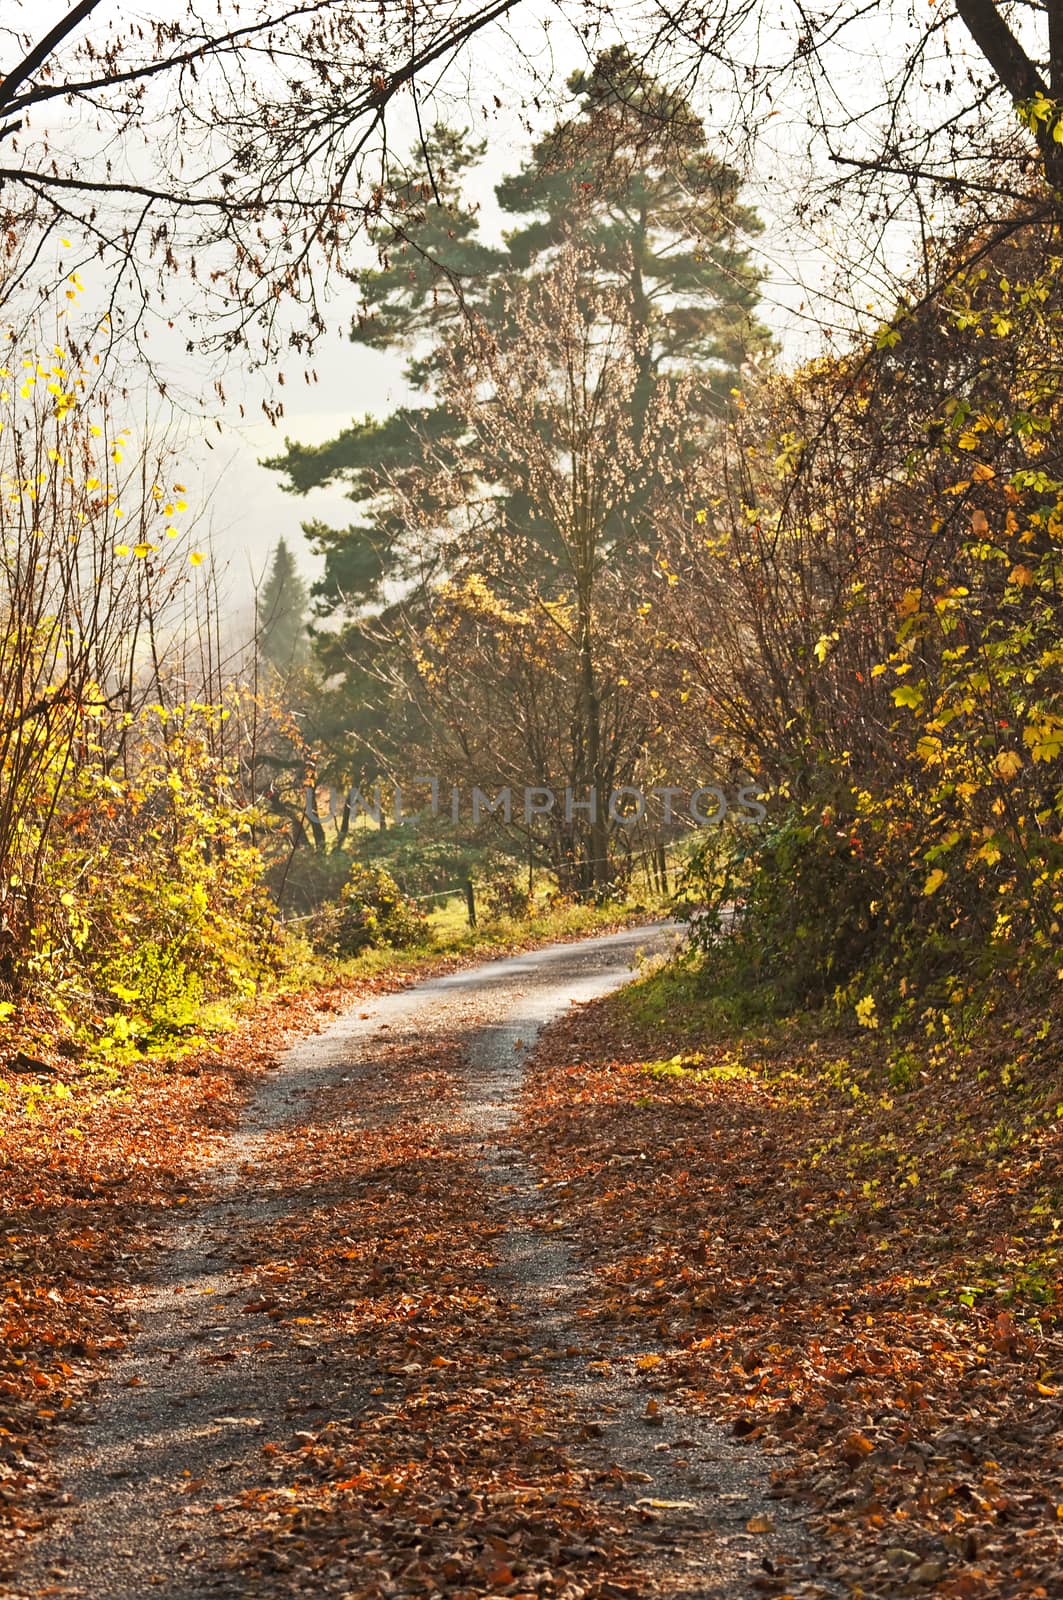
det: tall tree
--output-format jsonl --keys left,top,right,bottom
{"left": 271, "top": 125, "right": 502, "bottom": 623}
{"left": 257, "top": 539, "right": 309, "bottom": 674}
{"left": 498, "top": 45, "right": 767, "bottom": 418}
{"left": 7, "top": 0, "right": 1063, "bottom": 375}
{"left": 264, "top": 53, "right": 768, "bottom": 873}
{"left": 408, "top": 246, "right": 690, "bottom": 886}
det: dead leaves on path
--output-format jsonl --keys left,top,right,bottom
{"left": 519, "top": 1004, "right": 1063, "bottom": 1599}
{"left": 3, "top": 967, "right": 704, "bottom": 1600}
{"left": 203, "top": 1031, "right": 652, "bottom": 1598}
{"left": 0, "top": 985, "right": 358, "bottom": 1579}
{"left": 13, "top": 947, "right": 1061, "bottom": 1598}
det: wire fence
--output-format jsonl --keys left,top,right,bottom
{"left": 278, "top": 838, "right": 691, "bottom": 927}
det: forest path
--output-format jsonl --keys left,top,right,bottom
{"left": 9, "top": 925, "right": 808, "bottom": 1600}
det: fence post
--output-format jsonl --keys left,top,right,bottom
{"left": 465, "top": 878, "right": 477, "bottom": 928}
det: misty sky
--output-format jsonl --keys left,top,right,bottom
{"left": 13, "top": 0, "right": 998, "bottom": 604}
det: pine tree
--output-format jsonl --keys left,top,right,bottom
{"left": 266, "top": 125, "right": 496, "bottom": 622}
{"left": 265, "top": 55, "right": 768, "bottom": 612}
{"left": 262, "top": 58, "right": 770, "bottom": 851}
{"left": 258, "top": 537, "right": 309, "bottom": 673}
{"left": 498, "top": 45, "right": 768, "bottom": 415}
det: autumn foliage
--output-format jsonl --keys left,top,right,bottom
{"left": 665, "top": 216, "right": 1063, "bottom": 1026}
{"left": 0, "top": 309, "right": 285, "bottom": 1054}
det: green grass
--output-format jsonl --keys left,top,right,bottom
{"left": 428, "top": 890, "right": 657, "bottom": 949}
{"left": 616, "top": 947, "right": 805, "bottom": 1039}
{"left": 328, "top": 889, "right": 667, "bottom": 978}
{"left": 2, "top": 891, "right": 671, "bottom": 1080}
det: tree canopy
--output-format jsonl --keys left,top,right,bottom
{"left": 261, "top": 52, "right": 768, "bottom": 885}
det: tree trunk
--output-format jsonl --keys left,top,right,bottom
{"left": 629, "top": 215, "right": 655, "bottom": 451}
{"left": 577, "top": 587, "right": 609, "bottom": 890}
{"left": 955, "top": 0, "right": 1063, "bottom": 197}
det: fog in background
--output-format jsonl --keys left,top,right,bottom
{"left": 12, "top": 0, "right": 985, "bottom": 616}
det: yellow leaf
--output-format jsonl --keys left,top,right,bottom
{"left": 923, "top": 868, "right": 947, "bottom": 896}
{"left": 189, "top": 551, "right": 204, "bottom": 566}
{"left": 993, "top": 750, "right": 1023, "bottom": 781}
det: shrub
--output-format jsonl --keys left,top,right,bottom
{"left": 61, "top": 704, "right": 282, "bottom": 1046}
{"left": 483, "top": 872, "right": 531, "bottom": 921}
{"left": 679, "top": 803, "right": 887, "bottom": 1011}
{"left": 313, "top": 864, "right": 427, "bottom": 956}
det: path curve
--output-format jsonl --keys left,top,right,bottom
{"left": 8, "top": 924, "right": 805, "bottom": 1600}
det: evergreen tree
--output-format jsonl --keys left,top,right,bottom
{"left": 498, "top": 45, "right": 768, "bottom": 416}
{"left": 262, "top": 55, "right": 770, "bottom": 832}
{"left": 266, "top": 53, "right": 767, "bottom": 613}
{"left": 266, "top": 124, "right": 496, "bottom": 624}
{"left": 258, "top": 537, "right": 309, "bottom": 673}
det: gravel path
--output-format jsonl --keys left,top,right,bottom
{"left": 7, "top": 925, "right": 806, "bottom": 1599}
{"left": 460, "top": 933, "right": 804, "bottom": 1598}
